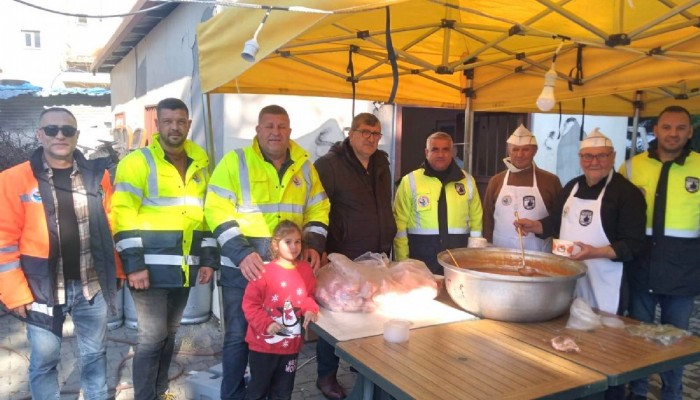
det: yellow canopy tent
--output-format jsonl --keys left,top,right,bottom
{"left": 197, "top": 0, "right": 700, "bottom": 117}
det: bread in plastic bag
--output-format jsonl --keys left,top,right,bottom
{"left": 315, "top": 252, "right": 438, "bottom": 312}
{"left": 565, "top": 298, "right": 602, "bottom": 331}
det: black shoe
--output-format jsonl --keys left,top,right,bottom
{"left": 316, "top": 373, "right": 347, "bottom": 400}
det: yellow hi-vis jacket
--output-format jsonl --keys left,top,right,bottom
{"left": 205, "top": 138, "right": 329, "bottom": 272}
{"left": 620, "top": 150, "right": 700, "bottom": 239}
{"left": 394, "top": 166, "right": 483, "bottom": 261}
{"left": 111, "top": 135, "right": 218, "bottom": 288}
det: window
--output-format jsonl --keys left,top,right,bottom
{"left": 22, "top": 30, "right": 41, "bottom": 48}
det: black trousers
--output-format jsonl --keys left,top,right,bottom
{"left": 246, "top": 350, "right": 298, "bottom": 400}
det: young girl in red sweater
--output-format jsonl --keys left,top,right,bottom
{"left": 242, "top": 220, "right": 319, "bottom": 400}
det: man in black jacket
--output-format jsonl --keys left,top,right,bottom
{"left": 313, "top": 112, "right": 396, "bottom": 399}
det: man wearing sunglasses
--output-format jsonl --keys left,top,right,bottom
{"left": 112, "top": 98, "right": 217, "bottom": 400}
{"left": 0, "top": 107, "right": 124, "bottom": 399}
{"left": 517, "top": 129, "right": 646, "bottom": 315}
{"left": 313, "top": 112, "right": 397, "bottom": 399}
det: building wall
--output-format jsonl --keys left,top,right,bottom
{"left": 0, "top": 0, "right": 121, "bottom": 88}
{"left": 107, "top": 4, "right": 397, "bottom": 168}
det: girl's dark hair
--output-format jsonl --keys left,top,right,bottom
{"left": 270, "top": 220, "right": 303, "bottom": 259}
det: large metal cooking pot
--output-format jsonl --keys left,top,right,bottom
{"left": 437, "top": 247, "right": 586, "bottom": 322}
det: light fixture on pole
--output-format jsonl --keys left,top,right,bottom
{"left": 536, "top": 42, "right": 564, "bottom": 112}
{"left": 241, "top": 8, "right": 271, "bottom": 62}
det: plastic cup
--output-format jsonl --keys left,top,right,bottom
{"left": 383, "top": 319, "right": 411, "bottom": 343}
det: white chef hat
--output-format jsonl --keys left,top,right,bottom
{"left": 506, "top": 124, "right": 537, "bottom": 146}
{"left": 580, "top": 128, "right": 613, "bottom": 149}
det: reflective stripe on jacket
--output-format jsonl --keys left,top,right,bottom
{"left": 112, "top": 135, "right": 217, "bottom": 288}
{"left": 620, "top": 150, "right": 700, "bottom": 238}
{"left": 205, "top": 138, "right": 329, "bottom": 271}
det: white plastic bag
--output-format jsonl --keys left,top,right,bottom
{"left": 315, "top": 252, "right": 438, "bottom": 312}
{"left": 626, "top": 323, "right": 692, "bottom": 346}
{"left": 565, "top": 298, "right": 602, "bottom": 331}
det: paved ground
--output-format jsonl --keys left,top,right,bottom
{"left": 4, "top": 298, "right": 700, "bottom": 399}
{"left": 0, "top": 309, "right": 354, "bottom": 400}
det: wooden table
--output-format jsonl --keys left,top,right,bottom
{"left": 334, "top": 320, "right": 608, "bottom": 400}
{"left": 475, "top": 316, "right": 700, "bottom": 386}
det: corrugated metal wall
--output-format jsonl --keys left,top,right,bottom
{"left": 0, "top": 94, "right": 110, "bottom": 135}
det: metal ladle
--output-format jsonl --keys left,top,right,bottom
{"left": 514, "top": 211, "right": 536, "bottom": 276}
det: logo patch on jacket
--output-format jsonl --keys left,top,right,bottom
{"left": 21, "top": 188, "right": 42, "bottom": 203}
{"left": 292, "top": 176, "right": 302, "bottom": 187}
{"left": 417, "top": 195, "right": 430, "bottom": 208}
{"left": 32, "top": 188, "right": 42, "bottom": 202}
{"left": 455, "top": 183, "right": 466, "bottom": 195}
{"left": 523, "top": 195, "right": 536, "bottom": 210}
{"left": 579, "top": 210, "right": 594, "bottom": 226}
{"left": 501, "top": 195, "right": 512, "bottom": 206}
{"left": 686, "top": 177, "right": 699, "bottom": 193}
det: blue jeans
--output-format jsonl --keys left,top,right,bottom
{"left": 131, "top": 287, "right": 190, "bottom": 400}
{"left": 27, "top": 280, "right": 108, "bottom": 400}
{"left": 221, "top": 285, "right": 249, "bottom": 400}
{"left": 628, "top": 289, "right": 695, "bottom": 400}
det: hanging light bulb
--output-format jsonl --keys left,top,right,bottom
{"left": 536, "top": 64, "right": 557, "bottom": 112}
{"left": 241, "top": 9, "right": 271, "bottom": 62}
{"left": 535, "top": 41, "right": 564, "bottom": 112}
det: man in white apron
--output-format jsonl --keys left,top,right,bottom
{"left": 516, "top": 129, "right": 646, "bottom": 315}
{"left": 483, "top": 124, "right": 562, "bottom": 252}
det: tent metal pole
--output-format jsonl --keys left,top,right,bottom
{"left": 203, "top": 92, "right": 216, "bottom": 172}
{"left": 627, "top": 0, "right": 700, "bottom": 39}
{"left": 202, "top": 92, "right": 224, "bottom": 329}
{"left": 465, "top": 97, "right": 473, "bottom": 175}
{"left": 463, "top": 74, "right": 474, "bottom": 174}
{"left": 537, "top": 0, "right": 608, "bottom": 39}
{"left": 630, "top": 90, "right": 643, "bottom": 159}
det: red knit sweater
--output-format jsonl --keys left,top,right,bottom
{"left": 242, "top": 260, "right": 319, "bottom": 354}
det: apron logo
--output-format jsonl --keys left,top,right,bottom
{"left": 292, "top": 176, "right": 302, "bottom": 187}
{"left": 579, "top": 210, "right": 594, "bottom": 226}
{"left": 522, "top": 195, "right": 536, "bottom": 210}
{"left": 417, "top": 195, "right": 430, "bottom": 208}
{"left": 686, "top": 177, "right": 699, "bottom": 193}
{"left": 501, "top": 195, "right": 512, "bottom": 206}
{"left": 455, "top": 183, "right": 466, "bottom": 195}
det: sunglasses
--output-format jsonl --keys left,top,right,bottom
{"left": 41, "top": 125, "right": 78, "bottom": 137}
